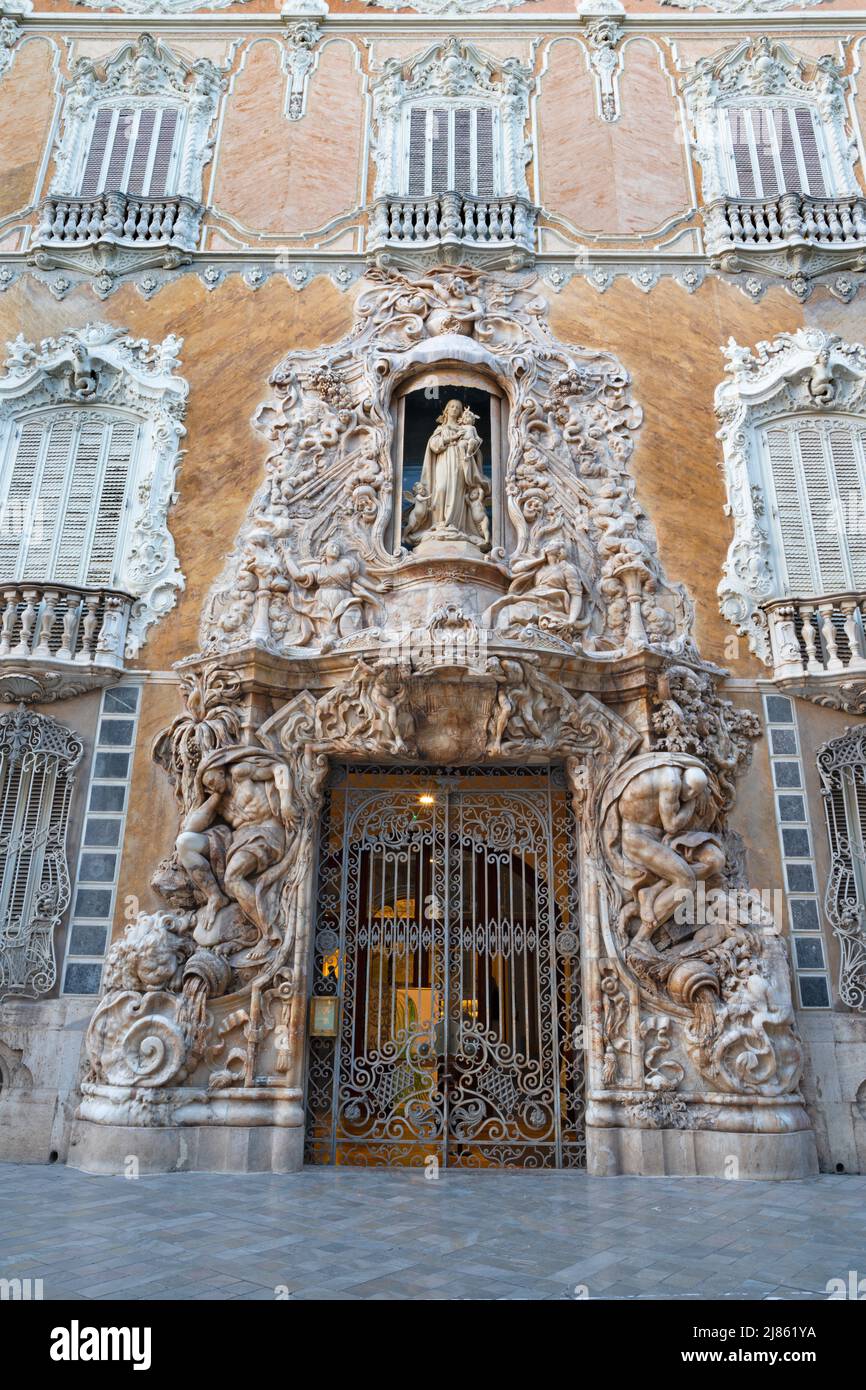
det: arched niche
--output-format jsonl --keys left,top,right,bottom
{"left": 389, "top": 365, "right": 510, "bottom": 557}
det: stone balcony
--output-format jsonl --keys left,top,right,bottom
{"left": 0, "top": 582, "right": 133, "bottom": 705}
{"left": 367, "top": 192, "right": 539, "bottom": 269}
{"left": 704, "top": 192, "right": 866, "bottom": 282}
{"left": 30, "top": 193, "right": 204, "bottom": 275}
{"left": 762, "top": 591, "right": 866, "bottom": 712}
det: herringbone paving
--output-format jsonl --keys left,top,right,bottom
{"left": 0, "top": 1164, "right": 864, "bottom": 1301}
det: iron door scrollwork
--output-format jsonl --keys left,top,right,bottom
{"left": 305, "top": 765, "right": 585, "bottom": 1168}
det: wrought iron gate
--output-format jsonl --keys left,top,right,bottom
{"left": 304, "top": 766, "right": 585, "bottom": 1168}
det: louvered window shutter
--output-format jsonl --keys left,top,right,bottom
{"left": 0, "top": 412, "right": 137, "bottom": 588}
{"left": 77, "top": 105, "right": 181, "bottom": 197}
{"left": 430, "top": 108, "right": 449, "bottom": 193}
{"left": 403, "top": 104, "right": 498, "bottom": 196}
{"left": 727, "top": 109, "right": 757, "bottom": 198}
{"left": 725, "top": 105, "right": 828, "bottom": 198}
{"left": 764, "top": 419, "right": 866, "bottom": 595}
{"left": 0, "top": 750, "right": 56, "bottom": 950}
{"left": 751, "top": 108, "right": 779, "bottom": 198}
{"left": 794, "top": 108, "right": 826, "bottom": 197}
{"left": 454, "top": 107, "right": 472, "bottom": 194}
{"left": 406, "top": 107, "right": 428, "bottom": 197}
{"left": 475, "top": 106, "right": 495, "bottom": 198}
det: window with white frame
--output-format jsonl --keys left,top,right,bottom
{"left": 47, "top": 35, "right": 223, "bottom": 208}
{"left": 0, "top": 325, "right": 188, "bottom": 655}
{"left": 370, "top": 39, "right": 532, "bottom": 204}
{"left": 0, "top": 409, "right": 139, "bottom": 589}
{"left": 721, "top": 104, "right": 830, "bottom": 199}
{"left": 403, "top": 104, "right": 498, "bottom": 198}
{"left": 760, "top": 416, "right": 866, "bottom": 596}
{"left": 77, "top": 104, "right": 184, "bottom": 199}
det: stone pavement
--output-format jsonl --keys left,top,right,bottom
{"left": 0, "top": 1164, "right": 864, "bottom": 1301}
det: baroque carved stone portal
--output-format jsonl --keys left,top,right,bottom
{"left": 73, "top": 268, "right": 814, "bottom": 1177}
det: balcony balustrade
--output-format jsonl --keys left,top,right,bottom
{"left": 30, "top": 192, "right": 203, "bottom": 272}
{"left": 367, "top": 192, "right": 538, "bottom": 268}
{"left": 763, "top": 591, "right": 866, "bottom": 687}
{"left": 705, "top": 192, "right": 866, "bottom": 278}
{"left": 0, "top": 582, "right": 133, "bottom": 703}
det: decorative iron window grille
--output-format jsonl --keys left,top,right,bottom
{"left": 0, "top": 707, "right": 83, "bottom": 1000}
{"left": 818, "top": 725, "right": 866, "bottom": 1012}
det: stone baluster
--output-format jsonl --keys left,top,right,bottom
{"left": 801, "top": 199, "right": 819, "bottom": 240}
{"left": 440, "top": 192, "right": 462, "bottom": 241}
{"left": 425, "top": 200, "right": 439, "bottom": 240}
{"left": 77, "top": 593, "right": 101, "bottom": 663}
{"left": 818, "top": 601, "right": 844, "bottom": 673}
{"left": 838, "top": 201, "right": 855, "bottom": 240}
{"left": 161, "top": 201, "right": 177, "bottom": 241}
{"left": 57, "top": 593, "right": 81, "bottom": 662}
{"left": 840, "top": 597, "right": 865, "bottom": 669}
{"left": 500, "top": 200, "right": 514, "bottom": 241}
{"left": 800, "top": 603, "right": 820, "bottom": 673}
{"left": 136, "top": 201, "right": 150, "bottom": 241}
{"left": 853, "top": 199, "right": 866, "bottom": 239}
{"left": 766, "top": 199, "right": 782, "bottom": 240}
{"left": 826, "top": 203, "right": 842, "bottom": 241}
{"left": 35, "top": 200, "right": 55, "bottom": 243}
{"left": 0, "top": 588, "right": 19, "bottom": 657}
{"left": 32, "top": 589, "right": 59, "bottom": 658}
{"left": 12, "top": 588, "right": 38, "bottom": 657}
{"left": 740, "top": 206, "right": 756, "bottom": 243}
{"left": 123, "top": 197, "right": 139, "bottom": 239}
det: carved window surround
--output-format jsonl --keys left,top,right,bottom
{"left": 367, "top": 38, "right": 539, "bottom": 268}
{"left": 682, "top": 38, "right": 865, "bottom": 285}
{"left": 0, "top": 706, "right": 82, "bottom": 1002}
{"left": 30, "top": 35, "right": 224, "bottom": 277}
{"left": 0, "top": 322, "right": 188, "bottom": 671}
{"left": 716, "top": 328, "right": 866, "bottom": 713}
{"left": 818, "top": 724, "right": 866, "bottom": 1012}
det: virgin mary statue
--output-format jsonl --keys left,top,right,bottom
{"left": 404, "top": 399, "right": 490, "bottom": 550}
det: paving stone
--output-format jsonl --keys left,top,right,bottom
{"left": 1, "top": 1164, "right": 865, "bottom": 1301}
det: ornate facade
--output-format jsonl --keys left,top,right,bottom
{"left": 0, "top": 0, "right": 864, "bottom": 1182}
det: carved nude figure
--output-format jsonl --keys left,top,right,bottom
{"left": 176, "top": 749, "right": 295, "bottom": 957}
{"left": 600, "top": 753, "right": 727, "bottom": 953}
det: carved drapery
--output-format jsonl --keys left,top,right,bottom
{"left": 0, "top": 323, "right": 188, "bottom": 656}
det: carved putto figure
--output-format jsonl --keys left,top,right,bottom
{"left": 404, "top": 399, "right": 491, "bottom": 550}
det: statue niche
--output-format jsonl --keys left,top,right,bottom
{"left": 395, "top": 380, "right": 501, "bottom": 558}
